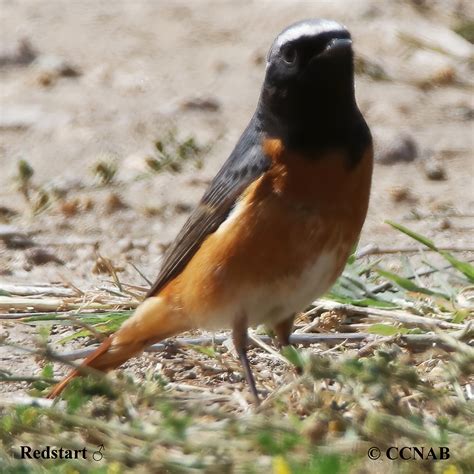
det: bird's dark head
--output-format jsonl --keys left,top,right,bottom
{"left": 259, "top": 19, "right": 359, "bottom": 150}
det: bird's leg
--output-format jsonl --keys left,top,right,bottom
{"left": 232, "top": 314, "right": 260, "bottom": 405}
{"left": 273, "top": 315, "right": 302, "bottom": 374}
{"left": 272, "top": 314, "right": 295, "bottom": 348}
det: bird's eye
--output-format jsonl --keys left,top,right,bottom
{"left": 281, "top": 45, "right": 297, "bottom": 65}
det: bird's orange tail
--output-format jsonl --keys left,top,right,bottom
{"left": 47, "top": 295, "right": 191, "bottom": 398}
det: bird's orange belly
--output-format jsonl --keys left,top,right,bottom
{"left": 171, "top": 190, "right": 355, "bottom": 329}
{"left": 165, "top": 146, "right": 372, "bottom": 330}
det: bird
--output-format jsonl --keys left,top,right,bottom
{"left": 48, "top": 18, "right": 373, "bottom": 403}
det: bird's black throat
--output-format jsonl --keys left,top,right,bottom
{"left": 257, "top": 50, "right": 371, "bottom": 166}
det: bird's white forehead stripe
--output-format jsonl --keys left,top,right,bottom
{"left": 276, "top": 20, "right": 345, "bottom": 47}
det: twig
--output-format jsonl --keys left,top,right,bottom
{"left": 357, "top": 336, "right": 395, "bottom": 356}
{"left": 0, "top": 375, "right": 58, "bottom": 383}
{"left": 0, "top": 340, "right": 109, "bottom": 379}
{"left": 433, "top": 323, "right": 474, "bottom": 355}
{"left": 102, "top": 280, "right": 146, "bottom": 299}
{"left": 0, "top": 284, "right": 76, "bottom": 297}
{"left": 98, "top": 286, "right": 130, "bottom": 298}
{"left": 311, "top": 300, "right": 464, "bottom": 330}
{"left": 247, "top": 331, "right": 290, "bottom": 365}
{"left": 0, "top": 225, "right": 34, "bottom": 239}
{"left": 35, "top": 237, "right": 99, "bottom": 246}
{"left": 63, "top": 314, "right": 107, "bottom": 341}
{"left": 296, "top": 319, "right": 322, "bottom": 333}
{"left": 0, "top": 296, "right": 139, "bottom": 313}
{"left": 257, "top": 374, "right": 307, "bottom": 411}
{"left": 0, "top": 312, "right": 65, "bottom": 319}
{"left": 167, "top": 382, "right": 209, "bottom": 393}
{"left": 95, "top": 252, "right": 124, "bottom": 292}
{"left": 356, "top": 243, "right": 474, "bottom": 258}
{"left": 320, "top": 338, "right": 349, "bottom": 355}
{"left": 0, "top": 395, "right": 58, "bottom": 408}
{"left": 129, "top": 262, "right": 153, "bottom": 286}
{"left": 59, "top": 333, "right": 368, "bottom": 360}
{"left": 105, "top": 281, "right": 149, "bottom": 293}
{"left": 57, "top": 328, "right": 472, "bottom": 362}
{"left": 0, "top": 296, "right": 72, "bottom": 312}
{"left": 0, "top": 309, "right": 133, "bottom": 320}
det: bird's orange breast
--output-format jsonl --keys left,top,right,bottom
{"left": 161, "top": 138, "right": 373, "bottom": 328}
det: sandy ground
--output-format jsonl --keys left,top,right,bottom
{"left": 0, "top": 0, "right": 473, "bottom": 396}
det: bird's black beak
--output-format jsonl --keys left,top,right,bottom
{"left": 319, "top": 38, "right": 352, "bottom": 59}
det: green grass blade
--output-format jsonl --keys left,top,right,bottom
{"left": 438, "top": 252, "right": 474, "bottom": 282}
{"left": 23, "top": 310, "right": 132, "bottom": 323}
{"left": 57, "top": 313, "right": 131, "bottom": 344}
{"left": 367, "top": 323, "right": 410, "bottom": 336}
{"left": 387, "top": 220, "right": 474, "bottom": 282}
{"left": 386, "top": 220, "right": 436, "bottom": 249}
{"left": 376, "top": 268, "right": 450, "bottom": 299}
{"left": 324, "top": 293, "right": 398, "bottom": 308}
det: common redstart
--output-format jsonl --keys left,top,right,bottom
{"left": 49, "top": 19, "right": 373, "bottom": 403}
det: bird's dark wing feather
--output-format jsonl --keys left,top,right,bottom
{"left": 146, "top": 116, "right": 270, "bottom": 297}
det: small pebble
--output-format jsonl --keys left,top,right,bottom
{"left": 183, "top": 370, "right": 197, "bottom": 380}
{"left": 389, "top": 186, "right": 417, "bottom": 203}
{"left": 374, "top": 130, "right": 418, "bottom": 165}
{"left": 25, "top": 248, "right": 64, "bottom": 265}
{"left": 59, "top": 198, "right": 80, "bottom": 217}
{"left": 259, "top": 370, "right": 272, "bottom": 380}
{"left": 117, "top": 238, "right": 133, "bottom": 253}
{"left": 0, "top": 206, "right": 18, "bottom": 222}
{"left": 0, "top": 38, "right": 37, "bottom": 67}
{"left": 438, "top": 218, "right": 451, "bottom": 230}
{"left": 33, "top": 54, "right": 80, "bottom": 87}
{"left": 252, "top": 50, "right": 265, "bottom": 65}
{"left": 132, "top": 238, "right": 150, "bottom": 250}
{"left": 105, "top": 193, "right": 128, "bottom": 214}
{"left": 173, "top": 202, "right": 193, "bottom": 214}
{"left": 181, "top": 96, "right": 220, "bottom": 112}
{"left": 423, "top": 159, "right": 447, "bottom": 181}
{"left": 162, "top": 366, "right": 176, "bottom": 378}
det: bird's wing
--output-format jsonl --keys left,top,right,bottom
{"left": 146, "top": 117, "right": 270, "bottom": 297}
